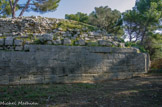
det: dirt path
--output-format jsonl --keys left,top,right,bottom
{"left": 0, "top": 74, "right": 162, "bottom": 107}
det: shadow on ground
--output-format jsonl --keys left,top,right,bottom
{"left": 0, "top": 74, "right": 162, "bottom": 107}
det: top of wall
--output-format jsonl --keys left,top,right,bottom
{"left": 0, "top": 16, "right": 97, "bottom": 35}
{"left": 0, "top": 16, "right": 125, "bottom": 48}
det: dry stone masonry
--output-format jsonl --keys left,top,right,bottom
{"left": 0, "top": 17, "right": 150, "bottom": 85}
{"left": 0, "top": 16, "right": 125, "bottom": 51}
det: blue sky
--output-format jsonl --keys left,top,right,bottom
{"left": 21, "top": 0, "right": 136, "bottom": 19}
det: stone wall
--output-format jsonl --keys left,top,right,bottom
{"left": 0, "top": 17, "right": 125, "bottom": 48}
{"left": 0, "top": 45, "right": 149, "bottom": 85}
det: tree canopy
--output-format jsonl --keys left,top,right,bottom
{"left": 123, "top": 0, "right": 162, "bottom": 61}
{"left": 88, "top": 6, "right": 124, "bottom": 36}
{"left": 0, "top": 0, "right": 12, "bottom": 17}
{"left": 123, "top": 0, "right": 162, "bottom": 43}
{"left": 0, "top": 0, "right": 60, "bottom": 18}
{"left": 65, "top": 12, "right": 89, "bottom": 23}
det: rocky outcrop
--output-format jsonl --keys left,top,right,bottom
{"left": 0, "top": 16, "right": 125, "bottom": 52}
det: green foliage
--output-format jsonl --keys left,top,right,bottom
{"left": 86, "top": 41, "right": 99, "bottom": 47}
{"left": 125, "top": 42, "right": 147, "bottom": 53}
{"left": 0, "top": 0, "right": 60, "bottom": 18}
{"left": 65, "top": 12, "right": 89, "bottom": 23}
{"left": 123, "top": 0, "right": 162, "bottom": 43}
{"left": 57, "top": 20, "right": 97, "bottom": 31}
{"left": 123, "top": 0, "right": 162, "bottom": 61}
{"left": 144, "top": 33, "right": 162, "bottom": 60}
{"left": 33, "top": 0, "right": 60, "bottom": 13}
{"left": 136, "top": 0, "right": 162, "bottom": 14}
{"left": 88, "top": 6, "right": 124, "bottom": 37}
{"left": 0, "top": 0, "right": 12, "bottom": 17}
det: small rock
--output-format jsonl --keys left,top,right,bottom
{"left": 47, "top": 41, "right": 52, "bottom": 45}
{"left": 63, "top": 38, "right": 71, "bottom": 45}
{"left": 78, "top": 39, "right": 85, "bottom": 46}
{"left": 53, "top": 39, "right": 62, "bottom": 45}
{"left": 85, "top": 37, "right": 90, "bottom": 41}
{"left": 98, "top": 40, "right": 106, "bottom": 46}
{"left": 112, "top": 42, "right": 118, "bottom": 47}
{"left": 106, "top": 42, "right": 112, "bottom": 47}
{"left": 58, "top": 28, "right": 63, "bottom": 31}
{"left": 42, "top": 34, "right": 53, "bottom": 41}
{"left": 119, "top": 43, "right": 125, "bottom": 48}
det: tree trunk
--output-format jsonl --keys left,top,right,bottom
{"left": 9, "top": 0, "right": 14, "bottom": 18}
{"left": 140, "top": 28, "right": 146, "bottom": 45}
{"left": 19, "top": 0, "right": 31, "bottom": 17}
{"left": 9, "top": 0, "right": 19, "bottom": 18}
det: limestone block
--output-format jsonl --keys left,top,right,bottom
{"left": 5, "top": 46, "right": 14, "bottom": 51}
{"left": 63, "top": 38, "right": 71, "bottom": 45}
{"left": 42, "top": 34, "right": 53, "bottom": 41}
{"left": 24, "top": 45, "right": 30, "bottom": 51}
{"left": 71, "top": 37, "right": 77, "bottom": 40}
{"left": 53, "top": 39, "right": 62, "bottom": 45}
{"left": 78, "top": 39, "right": 85, "bottom": 46}
{"left": 14, "top": 40, "right": 23, "bottom": 46}
{"left": 98, "top": 40, "right": 106, "bottom": 46}
{"left": 82, "top": 34, "right": 88, "bottom": 37}
{"left": 67, "top": 34, "right": 72, "bottom": 37}
{"left": 58, "top": 28, "right": 63, "bottom": 31}
{"left": 47, "top": 41, "right": 52, "bottom": 45}
{"left": 89, "top": 32, "right": 100, "bottom": 36}
{"left": 119, "top": 43, "right": 125, "bottom": 48}
{"left": 106, "top": 42, "right": 112, "bottom": 47}
{"left": 0, "top": 38, "right": 4, "bottom": 46}
{"left": 15, "top": 46, "right": 23, "bottom": 51}
{"left": 73, "top": 34, "right": 78, "bottom": 38}
{"left": 5, "top": 37, "right": 14, "bottom": 45}
{"left": 85, "top": 37, "right": 90, "bottom": 41}
{"left": 112, "top": 42, "right": 118, "bottom": 47}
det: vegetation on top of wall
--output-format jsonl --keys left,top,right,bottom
{"left": 125, "top": 42, "right": 148, "bottom": 53}
{"left": 57, "top": 20, "right": 97, "bottom": 31}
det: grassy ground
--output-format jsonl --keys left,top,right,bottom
{"left": 0, "top": 73, "right": 162, "bottom": 107}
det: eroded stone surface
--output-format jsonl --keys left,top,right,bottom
{"left": 0, "top": 45, "right": 149, "bottom": 85}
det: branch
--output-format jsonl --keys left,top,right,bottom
{"left": 9, "top": 0, "right": 13, "bottom": 9}
{"left": 13, "top": 0, "right": 19, "bottom": 8}
{"left": 19, "top": 0, "right": 31, "bottom": 17}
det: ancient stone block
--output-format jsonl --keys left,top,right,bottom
{"left": 63, "top": 38, "right": 71, "bottom": 45}
{"left": 14, "top": 40, "right": 23, "bottom": 46}
{"left": 15, "top": 46, "right": 23, "bottom": 51}
{"left": 47, "top": 41, "right": 52, "bottom": 45}
{"left": 78, "top": 39, "right": 85, "bottom": 46}
{"left": 53, "top": 39, "right": 62, "bottom": 45}
{"left": 0, "top": 38, "right": 4, "bottom": 46}
{"left": 41, "top": 34, "right": 53, "bottom": 41}
{"left": 98, "top": 40, "right": 106, "bottom": 46}
{"left": 24, "top": 45, "right": 30, "bottom": 51}
{"left": 5, "top": 37, "right": 14, "bottom": 46}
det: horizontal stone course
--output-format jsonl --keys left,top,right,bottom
{"left": 0, "top": 45, "right": 149, "bottom": 85}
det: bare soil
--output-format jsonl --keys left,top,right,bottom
{"left": 0, "top": 73, "right": 162, "bottom": 107}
